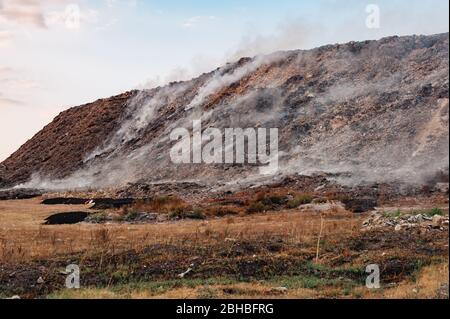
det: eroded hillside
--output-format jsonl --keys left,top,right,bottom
{"left": 0, "top": 33, "right": 448, "bottom": 191}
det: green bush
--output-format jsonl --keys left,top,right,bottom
{"left": 423, "top": 208, "right": 444, "bottom": 217}
{"left": 383, "top": 209, "right": 402, "bottom": 218}
{"left": 262, "top": 195, "right": 288, "bottom": 206}
{"left": 247, "top": 202, "right": 268, "bottom": 214}
{"left": 86, "top": 212, "right": 109, "bottom": 223}
{"left": 124, "top": 211, "right": 140, "bottom": 222}
{"left": 169, "top": 208, "right": 205, "bottom": 220}
{"left": 207, "top": 206, "right": 240, "bottom": 217}
{"left": 287, "top": 194, "right": 313, "bottom": 209}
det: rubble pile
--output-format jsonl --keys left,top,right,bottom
{"left": 0, "top": 33, "right": 448, "bottom": 191}
{"left": 362, "top": 211, "right": 449, "bottom": 232}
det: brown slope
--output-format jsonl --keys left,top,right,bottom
{"left": 0, "top": 91, "right": 137, "bottom": 188}
{"left": 0, "top": 33, "right": 449, "bottom": 189}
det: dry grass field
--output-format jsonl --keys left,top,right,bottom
{"left": 0, "top": 194, "right": 448, "bottom": 299}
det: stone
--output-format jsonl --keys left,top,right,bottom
{"left": 157, "top": 214, "right": 169, "bottom": 222}
{"left": 432, "top": 215, "right": 444, "bottom": 226}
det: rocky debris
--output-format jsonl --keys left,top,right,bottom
{"left": 0, "top": 33, "right": 448, "bottom": 191}
{"left": 434, "top": 183, "right": 449, "bottom": 194}
{"left": 126, "top": 212, "right": 159, "bottom": 223}
{"left": 362, "top": 212, "right": 449, "bottom": 232}
{"left": 0, "top": 188, "right": 43, "bottom": 200}
{"left": 36, "top": 277, "right": 44, "bottom": 284}
{"left": 84, "top": 211, "right": 170, "bottom": 224}
{"left": 44, "top": 212, "right": 90, "bottom": 225}
{"left": 116, "top": 182, "right": 209, "bottom": 201}
{"left": 136, "top": 212, "right": 158, "bottom": 221}
{"left": 298, "top": 201, "right": 345, "bottom": 212}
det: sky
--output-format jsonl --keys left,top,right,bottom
{"left": 0, "top": 0, "right": 449, "bottom": 161}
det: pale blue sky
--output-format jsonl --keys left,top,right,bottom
{"left": 0, "top": 0, "right": 448, "bottom": 160}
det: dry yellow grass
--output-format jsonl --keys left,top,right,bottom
{"left": 381, "top": 263, "right": 449, "bottom": 299}
{"left": 0, "top": 197, "right": 361, "bottom": 263}
{"left": 1, "top": 197, "right": 448, "bottom": 299}
{"left": 49, "top": 282, "right": 318, "bottom": 299}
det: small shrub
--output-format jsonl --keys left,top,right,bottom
{"left": 186, "top": 209, "right": 206, "bottom": 220}
{"left": 123, "top": 196, "right": 186, "bottom": 214}
{"left": 207, "top": 206, "right": 240, "bottom": 217}
{"left": 169, "top": 207, "right": 205, "bottom": 220}
{"left": 262, "top": 195, "right": 288, "bottom": 206}
{"left": 312, "top": 197, "right": 328, "bottom": 204}
{"left": 383, "top": 209, "right": 402, "bottom": 218}
{"left": 124, "top": 211, "right": 140, "bottom": 222}
{"left": 424, "top": 208, "right": 444, "bottom": 217}
{"left": 86, "top": 212, "right": 109, "bottom": 224}
{"left": 287, "top": 194, "right": 313, "bottom": 209}
{"left": 247, "top": 202, "right": 268, "bottom": 214}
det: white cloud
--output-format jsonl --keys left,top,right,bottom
{"left": 0, "top": 29, "right": 12, "bottom": 46}
{"left": 181, "top": 15, "right": 216, "bottom": 29}
{"left": 105, "top": 0, "right": 116, "bottom": 9}
{"left": 0, "top": 65, "right": 12, "bottom": 74}
{"left": 45, "top": 4, "right": 98, "bottom": 30}
{"left": 0, "top": 66, "right": 40, "bottom": 110}
{"left": 0, "top": 0, "right": 47, "bottom": 28}
{"left": 1, "top": 1, "right": 98, "bottom": 31}
{"left": 0, "top": 94, "right": 22, "bottom": 107}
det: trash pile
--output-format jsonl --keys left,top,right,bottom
{"left": 362, "top": 211, "right": 449, "bottom": 232}
{"left": 84, "top": 211, "right": 169, "bottom": 224}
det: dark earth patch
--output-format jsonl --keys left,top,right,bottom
{"left": 88, "top": 198, "right": 134, "bottom": 209}
{"left": 342, "top": 197, "right": 378, "bottom": 213}
{"left": 40, "top": 197, "right": 134, "bottom": 209}
{"left": 44, "top": 212, "right": 89, "bottom": 225}
{"left": 0, "top": 188, "right": 43, "bottom": 201}
{"left": 41, "top": 198, "right": 88, "bottom": 205}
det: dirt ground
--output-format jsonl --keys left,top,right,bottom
{"left": 0, "top": 194, "right": 448, "bottom": 299}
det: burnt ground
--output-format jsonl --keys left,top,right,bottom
{"left": 0, "top": 176, "right": 448, "bottom": 299}
{"left": 41, "top": 198, "right": 88, "bottom": 205}
{"left": 41, "top": 197, "right": 134, "bottom": 209}
{"left": 43, "top": 172, "right": 449, "bottom": 208}
{"left": 0, "top": 188, "right": 43, "bottom": 201}
{"left": 0, "top": 226, "right": 447, "bottom": 299}
{"left": 44, "top": 212, "right": 90, "bottom": 225}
